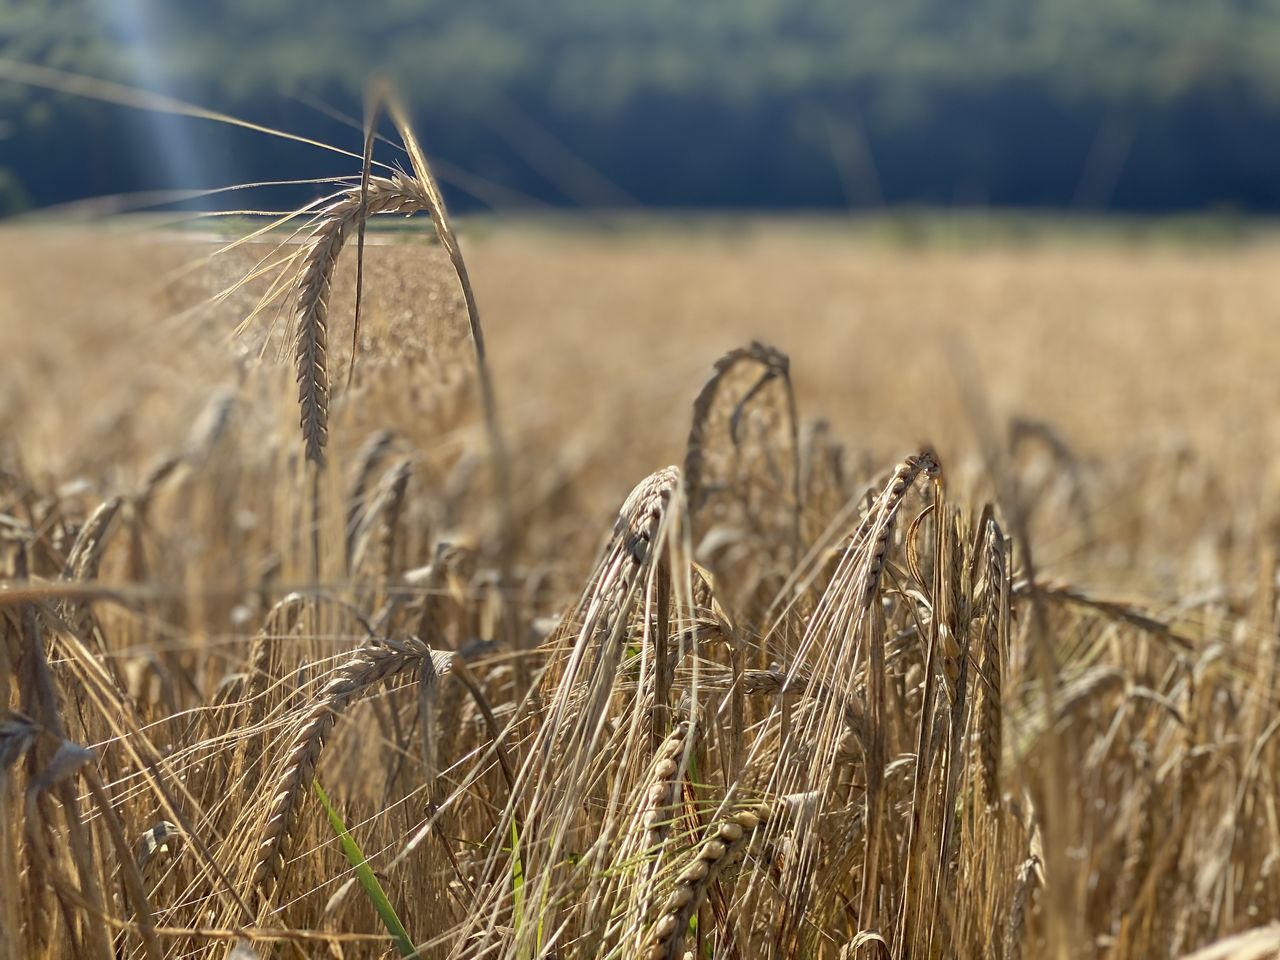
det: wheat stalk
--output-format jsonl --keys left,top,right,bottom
{"left": 977, "top": 518, "right": 1007, "bottom": 811}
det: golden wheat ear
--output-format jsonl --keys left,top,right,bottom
{"left": 292, "top": 172, "right": 431, "bottom": 466}
{"left": 684, "top": 340, "right": 801, "bottom": 561}
{"left": 251, "top": 636, "right": 454, "bottom": 896}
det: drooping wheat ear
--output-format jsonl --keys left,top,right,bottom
{"left": 1115, "top": 749, "right": 1153, "bottom": 930}
{"left": 60, "top": 496, "right": 123, "bottom": 637}
{"left": 685, "top": 341, "right": 784, "bottom": 511}
{"left": 1004, "top": 855, "right": 1042, "bottom": 960}
{"left": 560, "top": 465, "right": 677, "bottom": 660}
{"left": 136, "top": 454, "right": 180, "bottom": 511}
{"left": 616, "top": 465, "right": 680, "bottom": 564}
{"left": 242, "top": 592, "right": 310, "bottom": 730}
{"left": 644, "top": 800, "right": 782, "bottom": 960}
{"left": 251, "top": 635, "right": 453, "bottom": 893}
{"left": 1016, "top": 579, "right": 1193, "bottom": 652}
{"left": 685, "top": 561, "right": 736, "bottom": 650}
{"left": 351, "top": 457, "right": 413, "bottom": 579}
{"left": 345, "top": 429, "right": 395, "bottom": 565}
{"left": 559, "top": 465, "right": 677, "bottom": 694}
{"left": 854, "top": 451, "right": 940, "bottom": 605}
{"left": 1008, "top": 416, "right": 1092, "bottom": 531}
{"left": 134, "top": 819, "right": 180, "bottom": 875}
{"left": 736, "top": 666, "right": 798, "bottom": 695}
{"left": 184, "top": 385, "right": 237, "bottom": 460}
{"left": 62, "top": 496, "right": 123, "bottom": 580}
{"left": 683, "top": 341, "right": 801, "bottom": 555}
{"left": 294, "top": 173, "right": 429, "bottom": 466}
{"left": 1051, "top": 666, "right": 1127, "bottom": 725}
{"left": 610, "top": 718, "right": 695, "bottom": 951}
{"left": 978, "top": 518, "right": 1006, "bottom": 810}
{"left": 559, "top": 465, "right": 678, "bottom": 662}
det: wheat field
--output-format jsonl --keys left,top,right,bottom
{"left": 3, "top": 127, "right": 1280, "bottom": 960}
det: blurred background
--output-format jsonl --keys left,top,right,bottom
{"left": 5, "top": 0, "right": 1280, "bottom": 483}
{"left": 8, "top": 9, "right": 1280, "bottom": 960}
{"left": 5, "top": 0, "right": 1280, "bottom": 217}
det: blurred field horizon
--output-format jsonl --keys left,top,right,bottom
{"left": 8, "top": 206, "right": 1280, "bottom": 610}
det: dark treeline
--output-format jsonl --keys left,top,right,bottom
{"left": 5, "top": 0, "right": 1280, "bottom": 214}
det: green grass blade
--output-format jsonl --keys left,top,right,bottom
{"left": 314, "top": 781, "right": 419, "bottom": 959}
{"left": 510, "top": 817, "right": 526, "bottom": 934}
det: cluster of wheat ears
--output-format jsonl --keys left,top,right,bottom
{"left": 3, "top": 89, "right": 1280, "bottom": 960}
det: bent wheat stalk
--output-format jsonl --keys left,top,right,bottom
{"left": 384, "top": 97, "right": 520, "bottom": 662}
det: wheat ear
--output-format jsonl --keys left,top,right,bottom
{"left": 294, "top": 174, "right": 429, "bottom": 466}
{"left": 643, "top": 720, "right": 692, "bottom": 854}
{"left": 345, "top": 429, "right": 395, "bottom": 565}
{"left": 59, "top": 495, "right": 123, "bottom": 642}
{"left": 251, "top": 635, "right": 452, "bottom": 892}
{"left": 643, "top": 800, "right": 782, "bottom": 960}
{"left": 683, "top": 341, "right": 800, "bottom": 559}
